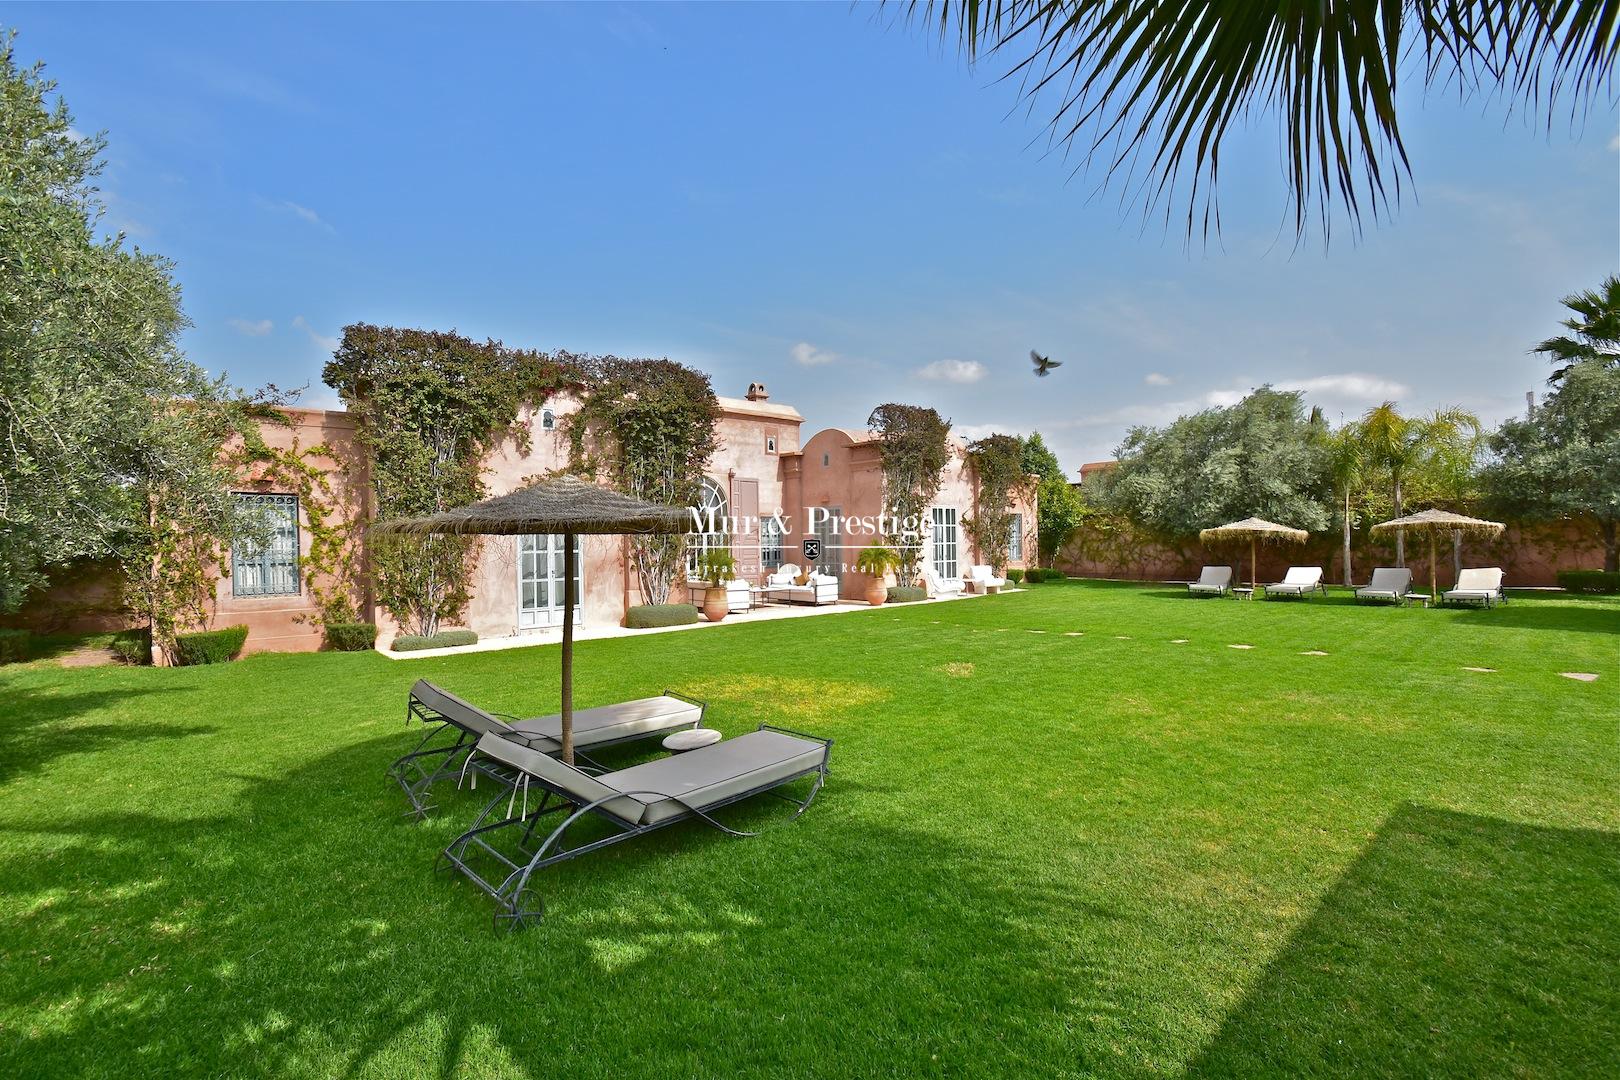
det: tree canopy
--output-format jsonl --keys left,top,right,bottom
{"left": 1023, "top": 431, "right": 1086, "bottom": 567}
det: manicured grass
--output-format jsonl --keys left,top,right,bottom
{"left": 2, "top": 582, "right": 1616, "bottom": 1078}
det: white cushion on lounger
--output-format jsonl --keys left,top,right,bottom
{"left": 1266, "top": 567, "right": 1323, "bottom": 595}
{"left": 600, "top": 730, "right": 828, "bottom": 825}
{"left": 1356, "top": 567, "right": 1411, "bottom": 600}
{"left": 1188, "top": 566, "right": 1232, "bottom": 595}
{"left": 511, "top": 696, "right": 702, "bottom": 753}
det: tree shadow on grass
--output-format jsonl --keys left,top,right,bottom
{"left": 1186, "top": 804, "right": 1620, "bottom": 1078}
{"left": 1451, "top": 602, "right": 1620, "bottom": 636}
{"left": 0, "top": 685, "right": 201, "bottom": 784}
{"left": 0, "top": 735, "right": 1119, "bottom": 1079}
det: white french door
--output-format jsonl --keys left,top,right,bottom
{"left": 517, "top": 534, "right": 582, "bottom": 629}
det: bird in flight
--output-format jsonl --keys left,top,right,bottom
{"left": 1030, "top": 350, "right": 1062, "bottom": 377}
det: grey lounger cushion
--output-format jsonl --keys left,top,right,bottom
{"left": 1188, "top": 566, "right": 1232, "bottom": 594}
{"left": 412, "top": 680, "right": 698, "bottom": 750}
{"left": 1357, "top": 567, "right": 1411, "bottom": 600}
{"left": 471, "top": 732, "right": 648, "bottom": 824}
{"left": 598, "top": 730, "right": 828, "bottom": 825}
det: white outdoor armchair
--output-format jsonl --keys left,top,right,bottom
{"left": 967, "top": 565, "right": 1006, "bottom": 593}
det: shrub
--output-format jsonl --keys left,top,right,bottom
{"left": 325, "top": 622, "right": 378, "bottom": 652}
{"left": 1024, "top": 568, "right": 1046, "bottom": 583}
{"left": 625, "top": 604, "right": 701, "bottom": 628}
{"left": 391, "top": 629, "right": 479, "bottom": 652}
{"left": 0, "top": 628, "right": 31, "bottom": 665}
{"left": 1044, "top": 567, "right": 1066, "bottom": 580}
{"left": 887, "top": 585, "right": 927, "bottom": 603}
{"left": 173, "top": 625, "right": 249, "bottom": 666}
{"left": 1006, "top": 568, "right": 1024, "bottom": 584}
{"left": 111, "top": 627, "right": 151, "bottom": 665}
{"left": 1556, "top": 569, "right": 1620, "bottom": 594}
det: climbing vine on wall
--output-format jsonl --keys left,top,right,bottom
{"left": 868, "top": 403, "right": 952, "bottom": 580}
{"left": 564, "top": 355, "right": 721, "bottom": 605}
{"left": 963, "top": 433, "right": 1032, "bottom": 575}
{"left": 324, "top": 325, "right": 575, "bottom": 636}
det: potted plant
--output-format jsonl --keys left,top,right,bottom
{"left": 697, "top": 549, "right": 737, "bottom": 622}
{"left": 854, "top": 543, "right": 901, "bottom": 606}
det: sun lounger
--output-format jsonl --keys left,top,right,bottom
{"left": 1441, "top": 567, "right": 1506, "bottom": 608}
{"left": 1264, "top": 566, "right": 1326, "bottom": 599}
{"left": 388, "top": 679, "right": 704, "bottom": 818}
{"left": 440, "top": 724, "right": 832, "bottom": 930}
{"left": 1187, "top": 565, "right": 1233, "bottom": 597}
{"left": 966, "top": 565, "right": 1006, "bottom": 593}
{"left": 920, "top": 566, "right": 966, "bottom": 598}
{"left": 1355, "top": 567, "right": 1412, "bottom": 604}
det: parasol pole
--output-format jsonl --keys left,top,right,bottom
{"left": 561, "top": 529, "right": 576, "bottom": 764}
{"left": 1250, "top": 537, "right": 1258, "bottom": 590}
{"left": 1429, "top": 529, "right": 1438, "bottom": 605}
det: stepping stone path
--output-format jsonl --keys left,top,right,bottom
{"left": 1170, "top": 639, "right": 1189, "bottom": 644}
{"left": 1462, "top": 666, "right": 1496, "bottom": 673}
{"left": 1301, "top": 650, "right": 1328, "bottom": 656}
{"left": 1114, "top": 635, "right": 1132, "bottom": 640}
{"left": 1027, "top": 629, "right": 1046, "bottom": 634}
{"left": 1064, "top": 632, "right": 1084, "bottom": 637}
{"left": 1560, "top": 672, "right": 1599, "bottom": 682}
{"left": 1228, "top": 644, "right": 1254, "bottom": 650}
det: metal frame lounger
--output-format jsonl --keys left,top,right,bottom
{"left": 1355, "top": 567, "right": 1413, "bottom": 604}
{"left": 440, "top": 725, "right": 833, "bottom": 931}
{"left": 1263, "top": 566, "right": 1327, "bottom": 599}
{"left": 1187, "top": 566, "right": 1233, "bottom": 597}
{"left": 388, "top": 679, "right": 705, "bottom": 818}
{"left": 1441, "top": 567, "right": 1507, "bottom": 608}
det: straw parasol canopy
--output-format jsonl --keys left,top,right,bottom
{"left": 372, "top": 475, "right": 692, "bottom": 762}
{"left": 1198, "top": 517, "right": 1310, "bottom": 589}
{"left": 1371, "top": 508, "right": 1504, "bottom": 602}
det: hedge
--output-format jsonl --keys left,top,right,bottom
{"left": 391, "top": 629, "right": 479, "bottom": 652}
{"left": 887, "top": 585, "right": 927, "bottom": 603}
{"left": 173, "top": 625, "right": 249, "bottom": 666}
{"left": 1024, "top": 568, "right": 1046, "bottom": 583}
{"left": 1043, "top": 567, "right": 1066, "bottom": 580}
{"left": 111, "top": 628, "right": 151, "bottom": 665}
{"left": 0, "top": 628, "right": 30, "bottom": 665}
{"left": 1006, "top": 569, "right": 1024, "bottom": 584}
{"left": 325, "top": 623, "right": 378, "bottom": 652}
{"left": 1556, "top": 569, "right": 1620, "bottom": 594}
{"left": 625, "top": 604, "right": 701, "bottom": 628}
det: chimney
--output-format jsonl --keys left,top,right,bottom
{"left": 746, "top": 382, "right": 769, "bottom": 402}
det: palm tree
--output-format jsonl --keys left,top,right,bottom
{"left": 1311, "top": 410, "right": 1364, "bottom": 586}
{"left": 1535, "top": 274, "right": 1620, "bottom": 381}
{"left": 1359, "top": 402, "right": 1482, "bottom": 566}
{"left": 910, "top": 3, "right": 1618, "bottom": 239}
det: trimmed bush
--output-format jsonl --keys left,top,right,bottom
{"left": 887, "top": 585, "right": 927, "bottom": 603}
{"left": 1043, "top": 567, "right": 1066, "bottom": 580}
{"left": 1557, "top": 569, "right": 1620, "bottom": 594}
{"left": 111, "top": 627, "right": 151, "bottom": 665}
{"left": 625, "top": 604, "right": 701, "bottom": 629}
{"left": 325, "top": 622, "right": 378, "bottom": 652}
{"left": 173, "top": 625, "right": 249, "bottom": 666}
{"left": 391, "top": 629, "right": 479, "bottom": 652}
{"left": 1024, "top": 568, "right": 1046, "bottom": 583}
{"left": 1006, "top": 569, "right": 1024, "bottom": 584}
{"left": 0, "top": 628, "right": 31, "bottom": 665}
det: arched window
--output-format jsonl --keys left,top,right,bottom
{"left": 687, "top": 477, "right": 729, "bottom": 575}
{"left": 540, "top": 408, "right": 555, "bottom": 431}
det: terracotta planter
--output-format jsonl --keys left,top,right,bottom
{"left": 864, "top": 579, "right": 888, "bottom": 606}
{"left": 702, "top": 589, "right": 729, "bottom": 623}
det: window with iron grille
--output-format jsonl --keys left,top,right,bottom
{"left": 232, "top": 493, "right": 301, "bottom": 597}
{"left": 760, "top": 516, "right": 783, "bottom": 568}
{"left": 931, "top": 506, "right": 958, "bottom": 579}
{"left": 1008, "top": 513, "right": 1023, "bottom": 561}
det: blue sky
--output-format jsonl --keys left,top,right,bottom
{"left": 12, "top": 2, "right": 1618, "bottom": 470}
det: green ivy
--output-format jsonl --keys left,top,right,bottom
{"left": 963, "top": 433, "right": 1030, "bottom": 575}
{"left": 868, "top": 403, "right": 952, "bottom": 580}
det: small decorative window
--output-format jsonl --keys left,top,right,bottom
{"left": 822, "top": 453, "right": 830, "bottom": 467}
{"left": 233, "top": 493, "right": 300, "bottom": 597}
{"left": 1008, "top": 513, "right": 1023, "bottom": 561}
{"left": 766, "top": 435, "right": 777, "bottom": 454}
{"left": 540, "top": 408, "right": 555, "bottom": 431}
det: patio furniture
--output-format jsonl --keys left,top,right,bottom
{"left": 440, "top": 724, "right": 832, "bottom": 930}
{"left": 389, "top": 679, "right": 704, "bottom": 818}
{"left": 920, "top": 566, "right": 966, "bottom": 598}
{"left": 1263, "top": 567, "right": 1327, "bottom": 599}
{"left": 1232, "top": 587, "right": 1255, "bottom": 600}
{"left": 1187, "top": 565, "right": 1233, "bottom": 597}
{"left": 1355, "top": 567, "right": 1413, "bottom": 604}
{"left": 687, "top": 576, "right": 753, "bottom": 614}
{"left": 1405, "top": 592, "right": 1431, "bottom": 608}
{"left": 1441, "top": 567, "right": 1506, "bottom": 608}
{"left": 664, "top": 728, "right": 723, "bottom": 752}
{"left": 967, "top": 565, "right": 1006, "bottom": 594}
{"left": 764, "top": 563, "right": 839, "bottom": 605}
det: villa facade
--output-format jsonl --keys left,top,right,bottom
{"left": 189, "top": 382, "right": 1036, "bottom": 653}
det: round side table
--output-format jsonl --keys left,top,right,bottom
{"left": 663, "top": 728, "right": 723, "bottom": 753}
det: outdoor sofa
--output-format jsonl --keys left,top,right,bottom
{"left": 966, "top": 565, "right": 1006, "bottom": 593}
{"left": 1355, "top": 567, "right": 1413, "bottom": 604}
{"left": 1441, "top": 567, "right": 1507, "bottom": 608}
{"left": 1264, "top": 567, "right": 1327, "bottom": 599}
{"left": 388, "top": 679, "right": 705, "bottom": 818}
{"left": 442, "top": 724, "right": 832, "bottom": 930}
{"left": 1187, "top": 566, "right": 1233, "bottom": 597}
{"left": 764, "top": 563, "right": 839, "bottom": 605}
{"left": 920, "top": 566, "right": 966, "bottom": 598}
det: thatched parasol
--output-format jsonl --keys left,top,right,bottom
{"left": 1371, "top": 508, "right": 1504, "bottom": 602}
{"left": 373, "top": 475, "right": 691, "bottom": 763}
{"left": 1198, "top": 517, "right": 1310, "bottom": 589}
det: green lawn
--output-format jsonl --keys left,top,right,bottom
{"left": 2, "top": 581, "right": 1616, "bottom": 1078}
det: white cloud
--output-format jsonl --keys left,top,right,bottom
{"left": 1202, "top": 389, "right": 1248, "bottom": 407}
{"left": 791, "top": 342, "right": 838, "bottom": 367}
{"left": 916, "top": 358, "right": 987, "bottom": 384}
{"left": 1610, "top": 133, "right": 1619, "bottom": 152}
{"left": 258, "top": 196, "right": 334, "bottom": 232}
{"left": 1144, "top": 372, "right": 1172, "bottom": 386}
{"left": 952, "top": 421, "right": 1024, "bottom": 442}
{"left": 228, "top": 317, "right": 273, "bottom": 337}
{"left": 293, "top": 315, "right": 339, "bottom": 354}
{"left": 1276, "top": 373, "right": 1409, "bottom": 401}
